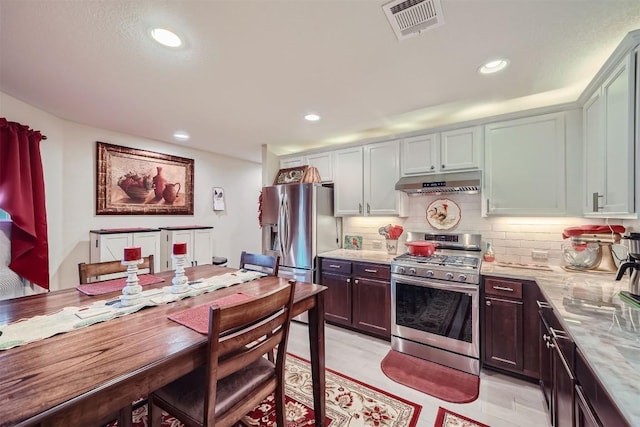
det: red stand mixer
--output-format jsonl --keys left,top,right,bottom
{"left": 561, "top": 225, "right": 625, "bottom": 273}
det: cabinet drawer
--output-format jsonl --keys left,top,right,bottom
{"left": 321, "top": 258, "right": 352, "bottom": 274}
{"left": 352, "top": 262, "right": 390, "bottom": 280}
{"left": 484, "top": 278, "right": 523, "bottom": 299}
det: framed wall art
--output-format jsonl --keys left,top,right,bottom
{"left": 96, "top": 142, "right": 194, "bottom": 215}
{"left": 273, "top": 165, "right": 308, "bottom": 185}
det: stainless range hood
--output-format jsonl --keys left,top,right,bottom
{"left": 395, "top": 171, "right": 481, "bottom": 194}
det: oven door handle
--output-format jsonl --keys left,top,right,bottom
{"left": 391, "top": 273, "right": 478, "bottom": 293}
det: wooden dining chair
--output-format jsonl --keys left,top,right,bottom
{"left": 239, "top": 251, "right": 279, "bottom": 276}
{"left": 78, "top": 255, "right": 154, "bottom": 283}
{"left": 148, "top": 282, "right": 295, "bottom": 427}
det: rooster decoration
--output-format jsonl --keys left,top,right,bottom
{"left": 428, "top": 202, "right": 448, "bottom": 223}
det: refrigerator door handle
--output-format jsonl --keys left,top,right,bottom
{"left": 278, "top": 192, "right": 291, "bottom": 256}
{"left": 283, "top": 192, "right": 291, "bottom": 253}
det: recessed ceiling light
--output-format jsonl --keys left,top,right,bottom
{"left": 304, "top": 113, "right": 321, "bottom": 122}
{"left": 478, "top": 59, "right": 509, "bottom": 75}
{"left": 173, "top": 130, "right": 190, "bottom": 142}
{"left": 150, "top": 28, "right": 182, "bottom": 48}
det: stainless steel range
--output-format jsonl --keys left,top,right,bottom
{"left": 391, "top": 232, "right": 482, "bottom": 375}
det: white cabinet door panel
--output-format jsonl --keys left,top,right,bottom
{"left": 583, "top": 91, "right": 605, "bottom": 213}
{"left": 365, "top": 140, "right": 401, "bottom": 215}
{"left": 306, "top": 152, "right": 333, "bottom": 182}
{"left": 333, "top": 147, "right": 364, "bottom": 215}
{"left": 602, "top": 55, "right": 634, "bottom": 214}
{"left": 440, "top": 126, "right": 481, "bottom": 171}
{"left": 485, "top": 113, "right": 566, "bottom": 216}
{"left": 401, "top": 134, "right": 438, "bottom": 175}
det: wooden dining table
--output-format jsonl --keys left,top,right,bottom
{"left": 0, "top": 265, "right": 327, "bottom": 427}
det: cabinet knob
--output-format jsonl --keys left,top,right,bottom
{"left": 346, "top": 278, "right": 351, "bottom": 284}
{"left": 354, "top": 279, "right": 359, "bottom": 284}
{"left": 441, "top": 164, "right": 445, "bottom": 169}
{"left": 486, "top": 300, "right": 491, "bottom": 306}
{"left": 430, "top": 165, "right": 435, "bottom": 170}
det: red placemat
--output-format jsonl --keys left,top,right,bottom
{"left": 168, "top": 293, "right": 253, "bottom": 334}
{"left": 76, "top": 274, "right": 165, "bottom": 296}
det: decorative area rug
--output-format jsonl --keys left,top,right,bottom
{"left": 381, "top": 350, "right": 479, "bottom": 403}
{"left": 433, "top": 407, "right": 489, "bottom": 427}
{"left": 76, "top": 274, "right": 165, "bottom": 296}
{"left": 108, "top": 353, "right": 421, "bottom": 427}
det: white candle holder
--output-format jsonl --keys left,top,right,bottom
{"left": 120, "top": 259, "right": 144, "bottom": 306}
{"left": 171, "top": 254, "right": 190, "bottom": 294}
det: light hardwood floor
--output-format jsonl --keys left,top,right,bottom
{"left": 286, "top": 321, "right": 551, "bottom": 427}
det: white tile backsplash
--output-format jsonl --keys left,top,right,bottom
{"left": 342, "top": 193, "right": 639, "bottom": 265}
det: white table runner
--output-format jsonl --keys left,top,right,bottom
{"left": 0, "top": 270, "right": 266, "bottom": 350}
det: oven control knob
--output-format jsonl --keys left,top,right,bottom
{"left": 458, "top": 274, "right": 467, "bottom": 282}
{"left": 408, "top": 268, "right": 417, "bottom": 275}
{"left": 397, "top": 266, "right": 405, "bottom": 274}
{"left": 426, "top": 270, "right": 434, "bottom": 277}
{"left": 445, "top": 272, "right": 454, "bottom": 280}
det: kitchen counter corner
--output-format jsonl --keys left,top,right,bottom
{"left": 482, "top": 262, "right": 640, "bottom": 426}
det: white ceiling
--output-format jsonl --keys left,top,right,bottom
{"left": 1, "top": 1, "right": 639, "bottom": 163}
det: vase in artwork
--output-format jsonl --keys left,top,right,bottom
{"left": 152, "top": 166, "right": 167, "bottom": 200}
{"left": 163, "top": 182, "right": 181, "bottom": 204}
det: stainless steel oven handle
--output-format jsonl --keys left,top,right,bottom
{"left": 391, "top": 274, "right": 478, "bottom": 293}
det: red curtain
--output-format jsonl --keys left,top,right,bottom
{"left": 0, "top": 118, "right": 49, "bottom": 289}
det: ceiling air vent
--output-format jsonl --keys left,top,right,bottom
{"left": 382, "top": 0, "right": 444, "bottom": 41}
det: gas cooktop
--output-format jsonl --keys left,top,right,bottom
{"left": 394, "top": 253, "right": 480, "bottom": 269}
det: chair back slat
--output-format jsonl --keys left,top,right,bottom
{"left": 217, "top": 312, "right": 286, "bottom": 357}
{"left": 239, "top": 251, "right": 280, "bottom": 276}
{"left": 204, "top": 284, "right": 294, "bottom": 424}
{"left": 78, "top": 255, "right": 154, "bottom": 283}
{"left": 217, "top": 330, "right": 283, "bottom": 380}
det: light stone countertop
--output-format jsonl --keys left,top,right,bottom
{"left": 316, "top": 250, "right": 640, "bottom": 424}
{"left": 318, "top": 249, "right": 397, "bottom": 264}
{"left": 482, "top": 262, "right": 640, "bottom": 426}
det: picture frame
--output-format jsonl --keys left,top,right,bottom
{"left": 213, "top": 187, "right": 225, "bottom": 211}
{"left": 273, "top": 165, "right": 308, "bottom": 185}
{"left": 96, "top": 141, "right": 194, "bottom": 215}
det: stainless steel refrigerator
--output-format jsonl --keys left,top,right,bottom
{"left": 261, "top": 183, "right": 339, "bottom": 286}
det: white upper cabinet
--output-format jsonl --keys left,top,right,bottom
{"left": 279, "top": 152, "right": 333, "bottom": 182}
{"left": 583, "top": 50, "right": 636, "bottom": 217}
{"left": 400, "top": 133, "right": 439, "bottom": 175}
{"left": 484, "top": 112, "right": 566, "bottom": 216}
{"left": 440, "top": 126, "right": 482, "bottom": 172}
{"left": 334, "top": 141, "right": 407, "bottom": 216}
{"left": 334, "top": 146, "right": 364, "bottom": 215}
{"left": 400, "top": 126, "right": 481, "bottom": 176}
{"left": 306, "top": 151, "right": 333, "bottom": 182}
{"left": 279, "top": 156, "right": 305, "bottom": 169}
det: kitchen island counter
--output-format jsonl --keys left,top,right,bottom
{"left": 482, "top": 262, "right": 640, "bottom": 426}
{"left": 318, "top": 249, "right": 396, "bottom": 264}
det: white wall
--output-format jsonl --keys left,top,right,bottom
{"left": 343, "top": 193, "right": 639, "bottom": 265}
{"left": 1, "top": 92, "right": 263, "bottom": 290}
